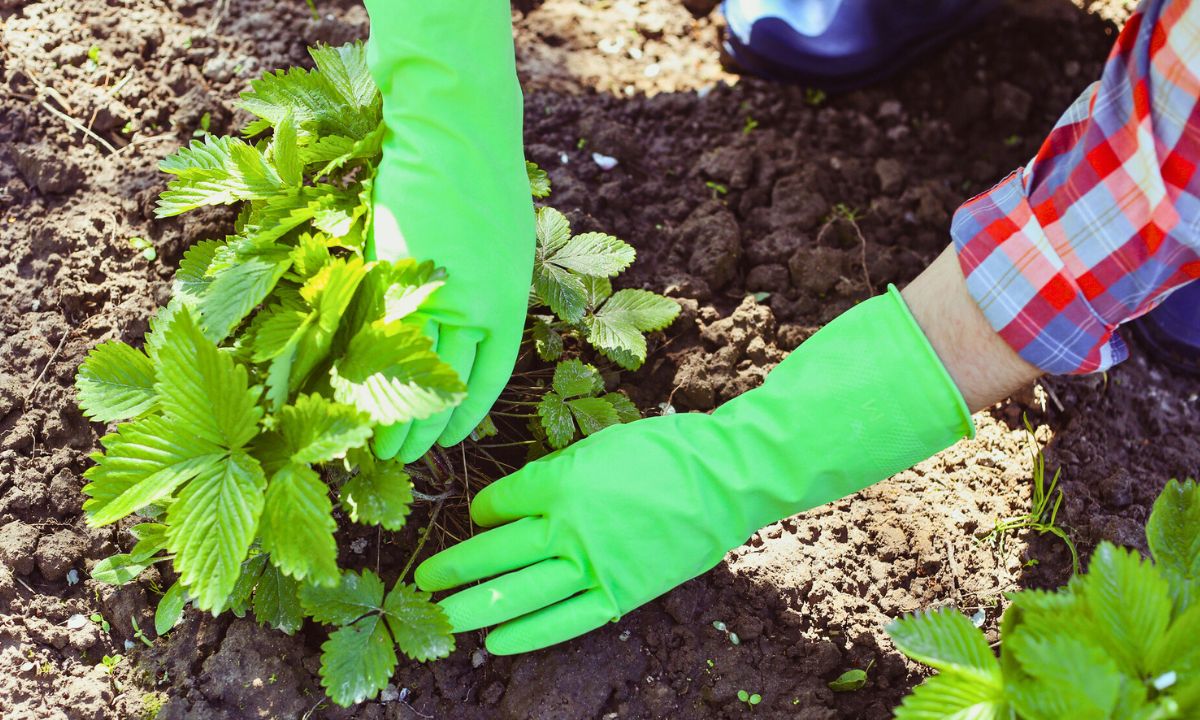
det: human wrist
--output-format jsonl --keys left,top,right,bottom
{"left": 902, "top": 244, "right": 1042, "bottom": 412}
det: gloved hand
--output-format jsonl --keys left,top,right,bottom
{"left": 364, "top": 1, "right": 535, "bottom": 462}
{"left": 415, "top": 286, "right": 975, "bottom": 654}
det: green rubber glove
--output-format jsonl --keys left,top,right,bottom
{"left": 364, "top": 1, "right": 535, "bottom": 462}
{"left": 415, "top": 286, "right": 975, "bottom": 654}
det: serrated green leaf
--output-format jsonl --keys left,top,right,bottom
{"left": 155, "top": 307, "right": 263, "bottom": 449}
{"left": 252, "top": 562, "right": 304, "bottom": 635}
{"left": 308, "top": 42, "right": 379, "bottom": 117}
{"left": 318, "top": 615, "right": 396, "bottom": 707}
{"left": 381, "top": 260, "right": 444, "bottom": 323}
{"left": 229, "top": 553, "right": 268, "bottom": 617}
{"left": 76, "top": 341, "right": 157, "bottom": 422}
{"left": 550, "top": 232, "right": 635, "bottom": 277}
{"left": 144, "top": 300, "right": 182, "bottom": 362}
{"left": 585, "top": 290, "right": 680, "bottom": 370}
{"left": 195, "top": 249, "right": 292, "bottom": 342}
{"left": 1006, "top": 634, "right": 1121, "bottom": 720}
{"left": 299, "top": 134, "right": 356, "bottom": 165}
{"left": 288, "top": 233, "right": 332, "bottom": 280}
{"left": 604, "top": 392, "right": 641, "bottom": 423}
{"left": 537, "top": 392, "right": 575, "bottom": 449}
{"left": 604, "top": 289, "right": 680, "bottom": 331}
{"left": 340, "top": 458, "right": 413, "bottom": 531}
{"left": 91, "top": 553, "right": 151, "bottom": 585}
{"left": 278, "top": 394, "right": 372, "bottom": 464}
{"left": 893, "top": 673, "right": 1008, "bottom": 720}
{"left": 531, "top": 317, "right": 563, "bottom": 361}
{"left": 265, "top": 325, "right": 306, "bottom": 412}
{"left": 299, "top": 569, "right": 385, "bottom": 625}
{"left": 887, "top": 608, "right": 1000, "bottom": 684}
{"left": 239, "top": 55, "right": 375, "bottom": 141}
{"left": 1148, "top": 479, "right": 1200, "bottom": 614}
{"left": 83, "top": 414, "right": 225, "bottom": 526}
{"left": 272, "top": 108, "right": 302, "bottom": 186}
{"left": 260, "top": 463, "right": 339, "bottom": 586}
{"left": 156, "top": 135, "right": 286, "bottom": 217}
{"left": 535, "top": 206, "right": 571, "bottom": 254}
{"left": 534, "top": 262, "right": 589, "bottom": 323}
{"left": 251, "top": 304, "right": 311, "bottom": 364}
{"left": 1151, "top": 603, "right": 1200, "bottom": 687}
{"left": 174, "top": 240, "right": 223, "bottom": 302}
{"left": 552, "top": 359, "right": 603, "bottom": 399}
{"left": 583, "top": 310, "right": 645, "bottom": 369}
{"left": 330, "top": 323, "right": 466, "bottom": 425}
{"left": 527, "top": 161, "right": 551, "bottom": 198}
{"left": 129, "top": 522, "right": 169, "bottom": 562}
{"left": 567, "top": 397, "right": 620, "bottom": 436}
{"left": 301, "top": 256, "right": 367, "bottom": 336}
{"left": 382, "top": 583, "right": 454, "bottom": 662}
{"left": 167, "top": 451, "right": 267, "bottom": 613}
{"left": 582, "top": 275, "right": 613, "bottom": 309}
{"left": 155, "top": 581, "right": 187, "bottom": 635}
{"left": 1082, "top": 542, "right": 1172, "bottom": 676}
{"left": 309, "top": 190, "right": 365, "bottom": 240}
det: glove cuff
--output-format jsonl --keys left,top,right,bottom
{"left": 710, "top": 284, "right": 974, "bottom": 516}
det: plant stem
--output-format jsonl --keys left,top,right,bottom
{"left": 399, "top": 497, "right": 445, "bottom": 583}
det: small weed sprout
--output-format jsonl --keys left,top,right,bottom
{"left": 984, "top": 415, "right": 1080, "bottom": 574}
{"left": 90, "top": 613, "right": 110, "bottom": 632}
{"left": 804, "top": 87, "right": 826, "bottom": 106}
{"left": 705, "top": 180, "right": 728, "bottom": 198}
{"left": 828, "top": 660, "right": 873, "bottom": 692}
{"left": 736, "top": 689, "right": 763, "bottom": 707}
{"left": 742, "top": 116, "right": 758, "bottom": 135}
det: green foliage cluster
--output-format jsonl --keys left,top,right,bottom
{"left": 888, "top": 478, "right": 1200, "bottom": 720}
{"left": 74, "top": 42, "right": 677, "bottom": 707}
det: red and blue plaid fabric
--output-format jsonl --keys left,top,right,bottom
{"left": 953, "top": 0, "right": 1200, "bottom": 375}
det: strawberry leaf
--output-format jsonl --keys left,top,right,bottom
{"left": 167, "top": 451, "right": 267, "bottom": 613}
{"left": 382, "top": 583, "right": 454, "bottom": 662}
{"left": 278, "top": 394, "right": 373, "bottom": 464}
{"left": 252, "top": 561, "right": 305, "bottom": 635}
{"left": 552, "top": 359, "right": 603, "bottom": 399}
{"left": 76, "top": 341, "right": 158, "bottom": 422}
{"left": 155, "top": 306, "right": 263, "bottom": 449}
{"left": 260, "top": 463, "right": 339, "bottom": 587}
{"left": 537, "top": 392, "right": 575, "bottom": 450}
{"left": 340, "top": 455, "right": 413, "bottom": 531}
{"left": 318, "top": 615, "right": 396, "bottom": 706}
{"left": 330, "top": 323, "right": 466, "bottom": 425}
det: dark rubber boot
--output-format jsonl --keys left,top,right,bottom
{"left": 721, "top": 0, "right": 1002, "bottom": 92}
{"left": 1133, "top": 281, "right": 1200, "bottom": 376}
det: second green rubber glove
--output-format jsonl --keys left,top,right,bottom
{"left": 364, "top": 1, "right": 535, "bottom": 462}
{"left": 416, "top": 286, "right": 975, "bottom": 654}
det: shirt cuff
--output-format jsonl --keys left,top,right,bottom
{"left": 951, "top": 169, "right": 1127, "bottom": 375}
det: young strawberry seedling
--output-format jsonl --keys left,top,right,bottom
{"left": 888, "top": 478, "right": 1200, "bottom": 719}
{"left": 74, "top": 41, "right": 677, "bottom": 707}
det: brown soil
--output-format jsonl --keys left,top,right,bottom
{"left": 1, "top": 1, "right": 1196, "bottom": 719}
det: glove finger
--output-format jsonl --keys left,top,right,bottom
{"left": 438, "top": 332, "right": 520, "bottom": 447}
{"left": 485, "top": 589, "right": 616, "bottom": 656}
{"left": 398, "top": 329, "right": 479, "bottom": 463}
{"left": 372, "top": 422, "right": 412, "bottom": 461}
{"left": 438, "top": 558, "right": 587, "bottom": 633}
{"left": 470, "top": 463, "right": 547, "bottom": 528}
{"left": 414, "top": 516, "right": 551, "bottom": 592}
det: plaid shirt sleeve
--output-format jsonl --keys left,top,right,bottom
{"left": 952, "top": 0, "right": 1200, "bottom": 375}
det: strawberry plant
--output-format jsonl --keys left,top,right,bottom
{"left": 74, "top": 41, "right": 677, "bottom": 707}
{"left": 888, "top": 478, "right": 1200, "bottom": 720}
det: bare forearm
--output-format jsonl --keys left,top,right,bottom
{"left": 902, "top": 244, "right": 1041, "bottom": 412}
